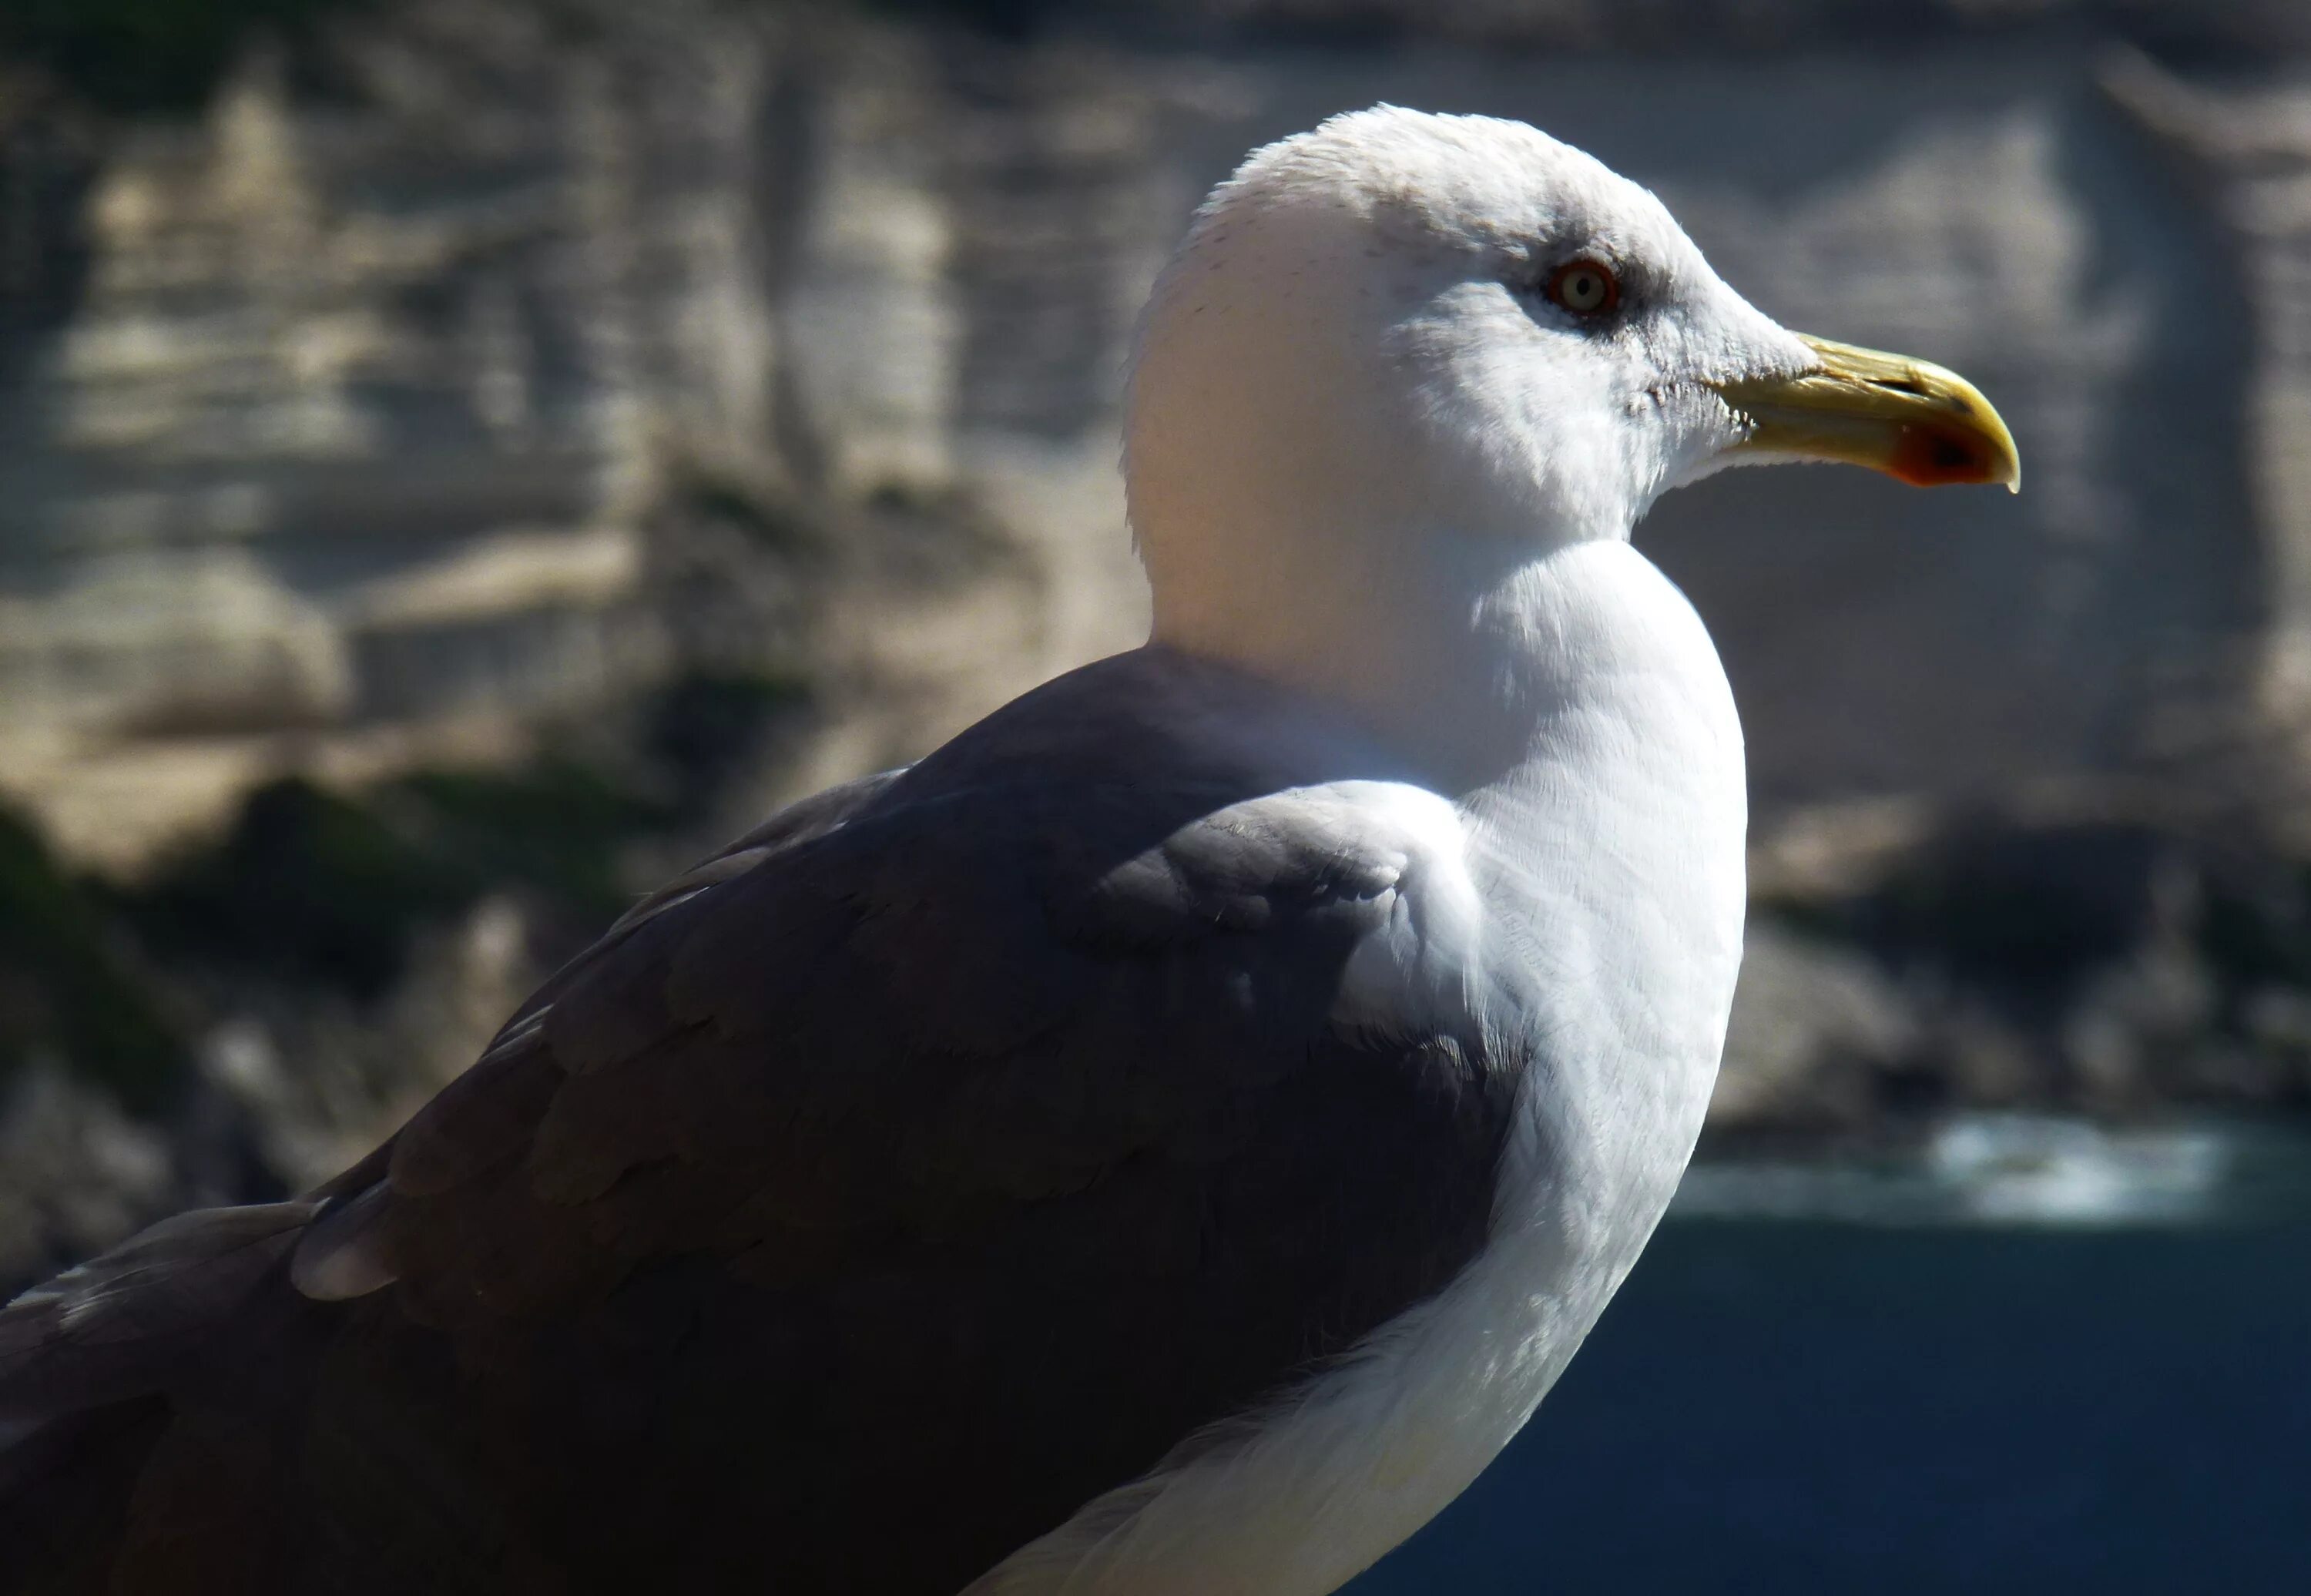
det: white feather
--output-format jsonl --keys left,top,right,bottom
{"left": 986, "top": 105, "right": 1770, "bottom": 1594}
{"left": 974, "top": 543, "right": 1744, "bottom": 1596}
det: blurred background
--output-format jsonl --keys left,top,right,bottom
{"left": 2, "top": 0, "right": 2308, "bottom": 1588}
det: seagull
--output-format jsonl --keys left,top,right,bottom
{"left": 0, "top": 106, "right": 2015, "bottom": 1596}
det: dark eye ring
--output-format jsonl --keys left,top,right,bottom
{"left": 1545, "top": 258, "right": 1619, "bottom": 317}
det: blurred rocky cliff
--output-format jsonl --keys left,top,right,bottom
{"left": 7, "top": 0, "right": 2311, "bottom": 1282}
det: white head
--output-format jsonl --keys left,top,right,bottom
{"left": 1126, "top": 106, "right": 2016, "bottom": 700}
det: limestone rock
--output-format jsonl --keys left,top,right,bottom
{"left": 1713, "top": 920, "right": 1924, "bottom": 1134}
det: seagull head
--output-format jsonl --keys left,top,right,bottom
{"left": 1127, "top": 106, "right": 2018, "bottom": 672}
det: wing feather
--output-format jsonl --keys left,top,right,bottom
{"left": 2, "top": 657, "right": 1526, "bottom": 1595}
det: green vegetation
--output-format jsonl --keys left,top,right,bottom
{"left": 0, "top": 805, "right": 185, "bottom": 1111}
{"left": 0, "top": 0, "right": 369, "bottom": 112}
{"left": 119, "top": 747, "right": 705, "bottom": 998}
{"left": 1761, "top": 821, "right": 2173, "bottom": 987}
{"left": 391, "top": 759, "right": 675, "bottom": 918}
{"left": 121, "top": 777, "right": 478, "bottom": 999}
{"left": 2196, "top": 866, "right": 2311, "bottom": 989}
{"left": 17, "top": 666, "right": 807, "bottom": 1088}
{"left": 646, "top": 669, "right": 809, "bottom": 794}
{"left": 115, "top": 750, "right": 716, "bottom": 999}
{"left": 673, "top": 470, "right": 827, "bottom": 555}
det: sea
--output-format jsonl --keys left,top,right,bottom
{"left": 1347, "top": 1113, "right": 2311, "bottom": 1595}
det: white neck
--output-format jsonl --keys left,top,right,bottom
{"left": 1149, "top": 525, "right": 1638, "bottom": 798}
{"left": 1125, "top": 187, "right": 1659, "bottom": 793}
{"left": 990, "top": 537, "right": 1752, "bottom": 1596}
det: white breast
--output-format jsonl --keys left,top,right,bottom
{"left": 971, "top": 544, "right": 1748, "bottom": 1596}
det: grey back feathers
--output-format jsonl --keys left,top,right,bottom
{"left": 0, "top": 649, "right": 1524, "bottom": 1594}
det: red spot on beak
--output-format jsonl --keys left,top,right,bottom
{"left": 1889, "top": 421, "right": 1998, "bottom": 488}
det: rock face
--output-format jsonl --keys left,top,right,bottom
{"left": 6, "top": 4, "right": 2311, "bottom": 864}
{"left": 7, "top": 1, "right": 2311, "bottom": 1274}
{"left": 0, "top": 6, "right": 1177, "bottom": 869}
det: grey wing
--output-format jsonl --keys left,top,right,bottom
{"left": 2, "top": 751, "right": 1519, "bottom": 1594}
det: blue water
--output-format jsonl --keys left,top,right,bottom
{"left": 1349, "top": 1125, "right": 2311, "bottom": 1594}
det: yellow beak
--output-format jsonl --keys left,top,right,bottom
{"left": 1706, "top": 334, "right": 2021, "bottom": 492}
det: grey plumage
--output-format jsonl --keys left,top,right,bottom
{"left": 0, "top": 651, "right": 1521, "bottom": 1594}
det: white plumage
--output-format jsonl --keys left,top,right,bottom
{"left": 0, "top": 105, "right": 2016, "bottom": 1596}
{"left": 978, "top": 105, "right": 2013, "bottom": 1594}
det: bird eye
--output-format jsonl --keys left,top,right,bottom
{"left": 1545, "top": 258, "right": 1619, "bottom": 317}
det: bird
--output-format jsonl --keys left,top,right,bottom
{"left": 0, "top": 106, "right": 2016, "bottom": 1596}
